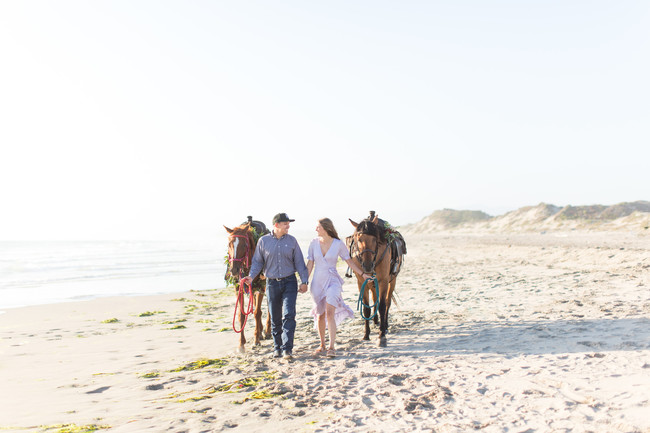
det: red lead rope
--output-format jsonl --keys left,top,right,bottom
{"left": 232, "top": 278, "right": 255, "bottom": 333}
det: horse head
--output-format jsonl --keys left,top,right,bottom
{"left": 224, "top": 223, "right": 254, "bottom": 279}
{"left": 349, "top": 215, "right": 384, "bottom": 274}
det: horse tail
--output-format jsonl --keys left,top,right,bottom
{"left": 390, "top": 291, "right": 399, "bottom": 308}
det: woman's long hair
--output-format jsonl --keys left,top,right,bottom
{"left": 319, "top": 218, "right": 340, "bottom": 240}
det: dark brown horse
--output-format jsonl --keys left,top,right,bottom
{"left": 349, "top": 214, "right": 404, "bottom": 347}
{"left": 224, "top": 222, "right": 271, "bottom": 353}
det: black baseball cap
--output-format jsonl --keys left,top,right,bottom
{"left": 272, "top": 213, "right": 295, "bottom": 224}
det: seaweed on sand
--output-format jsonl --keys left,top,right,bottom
{"left": 37, "top": 424, "right": 111, "bottom": 433}
{"left": 171, "top": 358, "right": 228, "bottom": 372}
{"left": 138, "top": 311, "right": 166, "bottom": 317}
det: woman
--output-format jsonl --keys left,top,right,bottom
{"left": 306, "top": 218, "right": 370, "bottom": 357}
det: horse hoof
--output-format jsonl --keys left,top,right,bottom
{"left": 363, "top": 336, "right": 370, "bottom": 341}
{"left": 254, "top": 341, "right": 261, "bottom": 346}
{"left": 378, "top": 337, "right": 387, "bottom": 347}
{"left": 236, "top": 346, "right": 246, "bottom": 354}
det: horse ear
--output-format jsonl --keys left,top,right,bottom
{"left": 224, "top": 225, "right": 234, "bottom": 234}
{"left": 371, "top": 215, "right": 379, "bottom": 224}
{"left": 349, "top": 219, "right": 359, "bottom": 228}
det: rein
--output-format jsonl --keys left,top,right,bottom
{"left": 232, "top": 277, "right": 254, "bottom": 333}
{"left": 228, "top": 233, "right": 254, "bottom": 333}
{"left": 357, "top": 276, "right": 379, "bottom": 321}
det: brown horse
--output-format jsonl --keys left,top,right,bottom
{"left": 224, "top": 222, "right": 271, "bottom": 353}
{"left": 349, "top": 215, "right": 403, "bottom": 347}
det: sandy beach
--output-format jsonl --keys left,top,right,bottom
{"left": 1, "top": 231, "right": 649, "bottom": 432}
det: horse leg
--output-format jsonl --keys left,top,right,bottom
{"left": 363, "top": 306, "right": 371, "bottom": 340}
{"left": 372, "top": 278, "right": 379, "bottom": 326}
{"left": 362, "top": 281, "right": 371, "bottom": 341}
{"left": 373, "top": 278, "right": 382, "bottom": 326}
{"left": 262, "top": 287, "right": 272, "bottom": 339}
{"left": 254, "top": 291, "right": 263, "bottom": 346}
{"left": 264, "top": 308, "right": 272, "bottom": 339}
{"left": 377, "top": 278, "right": 390, "bottom": 347}
{"left": 377, "top": 298, "right": 387, "bottom": 347}
{"left": 385, "top": 278, "right": 397, "bottom": 334}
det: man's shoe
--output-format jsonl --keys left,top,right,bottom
{"left": 272, "top": 350, "right": 282, "bottom": 358}
{"left": 283, "top": 351, "right": 293, "bottom": 360}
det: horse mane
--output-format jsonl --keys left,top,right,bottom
{"left": 231, "top": 224, "right": 256, "bottom": 245}
{"left": 356, "top": 219, "right": 386, "bottom": 243}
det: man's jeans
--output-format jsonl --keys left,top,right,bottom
{"left": 266, "top": 274, "right": 298, "bottom": 353}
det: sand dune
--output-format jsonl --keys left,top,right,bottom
{"left": 404, "top": 201, "right": 650, "bottom": 234}
{"left": 1, "top": 231, "right": 649, "bottom": 432}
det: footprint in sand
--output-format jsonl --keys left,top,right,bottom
{"left": 388, "top": 374, "right": 408, "bottom": 386}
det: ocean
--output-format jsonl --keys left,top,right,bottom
{"left": 0, "top": 240, "right": 228, "bottom": 312}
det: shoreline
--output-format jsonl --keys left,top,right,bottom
{"left": 1, "top": 232, "right": 649, "bottom": 432}
{"left": 0, "top": 285, "right": 225, "bottom": 316}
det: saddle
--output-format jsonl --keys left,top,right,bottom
{"left": 368, "top": 211, "right": 407, "bottom": 275}
{"left": 242, "top": 216, "right": 270, "bottom": 238}
{"left": 389, "top": 235, "right": 407, "bottom": 275}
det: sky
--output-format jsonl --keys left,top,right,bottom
{"left": 1, "top": 1, "right": 648, "bottom": 241}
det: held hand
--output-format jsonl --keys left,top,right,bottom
{"left": 242, "top": 276, "right": 253, "bottom": 285}
{"left": 298, "top": 283, "right": 308, "bottom": 293}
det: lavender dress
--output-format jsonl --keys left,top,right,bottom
{"left": 307, "top": 238, "right": 355, "bottom": 329}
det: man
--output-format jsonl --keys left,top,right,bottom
{"left": 242, "top": 212, "right": 308, "bottom": 360}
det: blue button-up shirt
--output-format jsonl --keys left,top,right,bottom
{"left": 249, "top": 232, "right": 309, "bottom": 284}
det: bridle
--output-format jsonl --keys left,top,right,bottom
{"left": 352, "top": 231, "right": 390, "bottom": 275}
{"left": 227, "top": 234, "right": 252, "bottom": 277}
